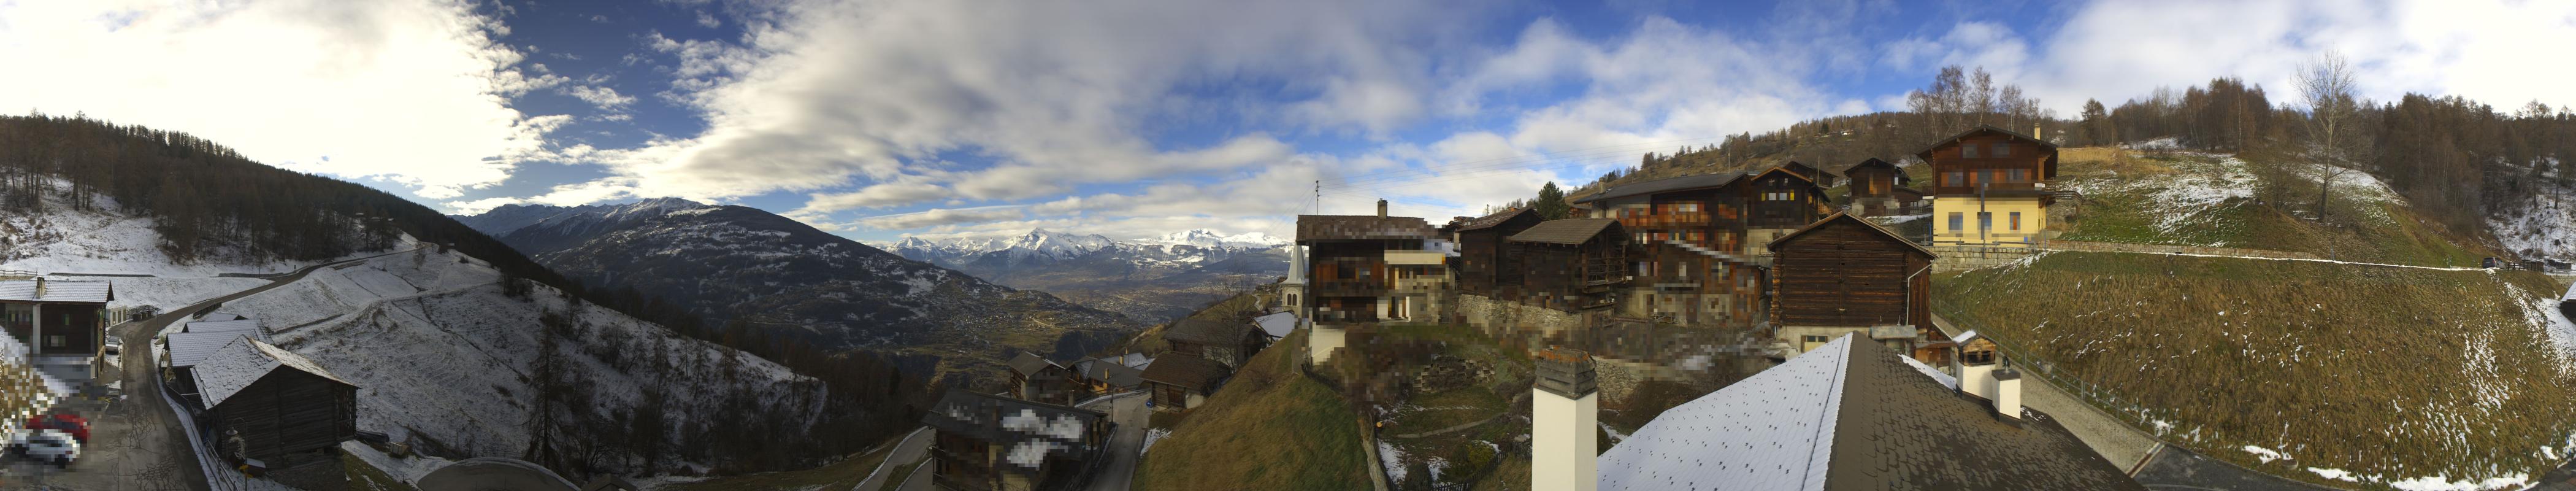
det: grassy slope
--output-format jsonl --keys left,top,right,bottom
{"left": 1938, "top": 147, "right": 2576, "bottom": 489}
{"left": 1135, "top": 328, "right": 1370, "bottom": 491}
{"left": 1936, "top": 252, "right": 2576, "bottom": 489}
{"left": 1360, "top": 324, "right": 1533, "bottom": 490}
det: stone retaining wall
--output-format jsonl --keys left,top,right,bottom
{"left": 1455, "top": 293, "right": 1584, "bottom": 341}
{"left": 1929, "top": 244, "right": 2034, "bottom": 273}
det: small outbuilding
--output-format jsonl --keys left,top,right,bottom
{"left": 921, "top": 390, "right": 1111, "bottom": 491}
{"left": 1768, "top": 212, "right": 1939, "bottom": 358}
{"left": 1507, "top": 218, "right": 1630, "bottom": 312}
{"left": 192, "top": 338, "right": 359, "bottom": 471}
{"left": 1139, "top": 355, "right": 1229, "bottom": 412}
{"left": 1006, "top": 352, "right": 1076, "bottom": 406}
{"left": 1165, "top": 318, "right": 1267, "bottom": 369}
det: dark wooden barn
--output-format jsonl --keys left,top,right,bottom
{"left": 1164, "top": 318, "right": 1267, "bottom": 369}
{"left": 1746, "top": 166, "right": 1828, "bottom": 230}
{"left": 1919, "top": 125, "right": 2060, "bottom": 197}
{"left": 1767, "top": 213, "right": 1938, "bottom": 355}
{"left": 1140, "top": 355, "right": 1229, "bottom": 412}
{"left": 1453, "top": 207, "right": 1544, "bottom": 295}
{"left": 1508, "top": 218, "right": 1630, "bottom": 312}
{"left": 1295, "top": 212, "right": 1438, "bottom": 324}
{"left": 1006, "top": 352, "right": 1076, "bottom": 405}
{"left": 1779, "top": 160, "right": 1839, "bottom": 188}
{"left": 1841, "top": 158, "right": 1922, "bottom": 217}
{"left": 191, "top": 338, "right": 359, "bottom": 469}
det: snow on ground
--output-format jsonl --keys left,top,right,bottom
{"left": 1378, "top": 440, "right": 1408, "bottom": 482}
{"left": 2386, "top": 474, "right": 2532, "bottom": 491}
{"left": 342, "top": 440, "right": 454, "bottom": 485}
{"left": 99, "top": 277, "right": 269, "bottom": 311}
{"left": 0, "top": 180, "right": 318, "bottom": 277}
{"left": 220, "top": 246, "right": 829, "bottom": 463}
{"left": 1140, "top": 428, "right": 1171, "bottom": 455}
{"left": 2241, "top": 445, "right": 2290, "bottom": 463}
{"left": 2126, "top": 137, "right": 2183, "bottom": 151}
{"left": 2308, "top": 467, "right": 2360, "bottom": 482}
{"left": 2489, "top": 179, "right": 2576, "bottom": 264}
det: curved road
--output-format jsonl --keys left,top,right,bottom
{"left": 47, "top": 249, "right": 415, "bottom": 491}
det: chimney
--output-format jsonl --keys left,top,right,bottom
{"left": 1533, "top": 347, "right": 1600, "bottom": 491}
{"left": 32, "top": 277, "right": 44, "bottom": 298}
{"left": 1991, "top": 368, "right": 2023, "bottom": 420}
{"left": 1376, "top": 199, "right": 1388, "bottom": 218}
{"left": 2033, "top": 122, "right": 2042, "bottom": 139}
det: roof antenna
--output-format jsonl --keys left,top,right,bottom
{"left": 1313, "top": 180, "right": 1321, "bottom": 215}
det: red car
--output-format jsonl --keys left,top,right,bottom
{"left": 26, "top": 414, "right": 86, "bottom": 443}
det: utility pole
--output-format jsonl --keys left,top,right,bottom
{"left": 1314, "top": 180, "right": 1321, "bottom": 215}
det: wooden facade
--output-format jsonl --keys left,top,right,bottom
{"left": 1453, "top": 208, "right": 1543, "bottom": 295}
{"left": 1919, "top": 126, "right": 2060, "bottom": 198}
{"left": 213, "top": 368, "right": 360, "bottom": 466}
{"left": 0, "top": 279, "right": 113, "bottom": 357}
{"left": 1768, "top": 213, "right": 1936, "bottom": 330}
{"left": 1165, "top": 319, "right": 1267, "bottom": 369}
{"left": 1295, "top": 214, "right": 1436, "bottom": 324}
{"left": 1842, "top": 158, "right": 1922, "bottom": 217}
{"left": 923, "top": 390, "right": 1110, "bottom": 491}
{"left": 1508, "top": 219, "right": 1630, "bottom": 312}
{"left": 1746, "top": 167, "right": 1828, "bottom": 229}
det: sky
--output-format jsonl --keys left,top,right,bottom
{"left": 3, "top": 0, "right": 2572, "bottom": 245}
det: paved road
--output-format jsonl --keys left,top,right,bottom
{"left": 44, "top": 249, "right": 413, "bottom": 490}
{"left": 1082, "top": 393, "right": 1146, "bottom": 491}
{"left": 851, "top": 427, "right": 932, "bottom": 491}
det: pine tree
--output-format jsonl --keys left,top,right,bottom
{"left": 1533, "top": 182, "right": 1571, "bottom": 220}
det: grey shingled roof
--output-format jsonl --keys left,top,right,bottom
{"left": 0, "top": 279, "right": 112, "bottom": 304}
{"left": 1295, "top": 215, "right": 1435, "bottom": 241}
{"left": 1456, "top": 207, "right": 1535, "bottom": 231}
{"left": 1595, "top": 334, "right": 2144, "bottom": 490}
{"left": 1163, "top": 319, "right": 1250, "bottom": 346}
{"left": 1912, "top": 124, "right": 2057, "bottom": 158}
{"left": 921, "top": 390, "right": 1106, "bottom": 472}
{"left": 191, "top": 338, "right": 355, "bottom": 408}
{"left": 1007, "top": 352, "right": 1059, "bottom": 376}
{"left": 1138, "top": 354, "right": 1227, "bottom": 391}
{"left": 1570, "top": 171, "right": 1747, "bottom": 204}
{"left": 1508, "top": 218, "right": 1620, "bottom": 246}
{"left": 1076, "top": 358, "right": 1145, "bottom": 389}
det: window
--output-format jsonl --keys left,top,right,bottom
{"left": 1993, "top": 142, "right": 2010, "bottom": 157}
{"left": 1977, "top": 212, "right": 1993, "bottom": 233}
{"left": 2007, "top": 169, "right": 2026, "bottom": 183}
{"left": 1963, "top": 145, "right": 1979, "bottom": 158}
{"left": 1948, "top": 212, "right": 1964, "bottom": 232}
{"left": 45, "top": 335, "right": 64, "bottom": 348}
{"left": 2010, "top": 212, "right": 2022, "bottom": 231}
{"left": 1801, "top": 335, "right": 1829, "bottom": 343}
{"left": 1946, "top": 171, "right": 1965, "bottom": 187}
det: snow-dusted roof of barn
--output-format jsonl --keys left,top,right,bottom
{"left": 185, "top": 319, "right": 267, "bottom": 339}
{"left": 0, "top": 279, "right": 112, "bottom": 303}
{"left": 191, "top": 338, "right": 354, "bottom": 408}
{"left": 168, "top": 331, "right": 256, "bottom": 368}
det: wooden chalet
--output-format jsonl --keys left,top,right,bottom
{"left": 1779, "top": 160, "right": 1839, "bottom": 188}
{"left": 1766, "top": 213, "right": 1939, "bottom": 358}
{"left": 1006, "top": 352, "right": 1077, "bottom": 406}
{"left": 1920, "top": 125, "right": 2061, "bottom": 246}
{"left": 924, "top": 390, "right": 1111, "bottom": 491}
{"left": 1070, "top": 354, "right": 1147, "bottom": 395}
{"left": 191, "top": 338, "right": 359, "bottom": 470}
{"left": 1452, "top": 207, "right": 1544, "bottom": 295}
{"left": 1566, "top": 171, "right": 1782, "bottom": 328}
{"left": 0, "top": 279, "right": 112, "bottom": 360}
{"left": 1165, "top": 318, "right": 1267, "bottom": 369}
{"left": 1842, "top": 158, "right": 1928, "bottom": 217}
{"left": 1294, "top": 204, "right": 1440, "bottom": 324}
{"left": 1140, "top": 355, "right": 1228, "bottom": 412}
{"left": 1507, "top": 218, "right": 1630, "bottom": 312}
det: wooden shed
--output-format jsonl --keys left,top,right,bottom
{"left": 1165, "top": 318, "right": 1267, "bottom": 369}
{"left": 191, "top": 338, "right": 359, "bottom": 468}
{"left": 1767, "top": 212, "right": 1938, "bottom": 356}
{"left": 1508, "top": 218, "right": 1630, "bottom": 312}
{"left": 1140, "top": 355, "right": 1229, "bottom": 412}
{"left": 1453, "top": 207, "right": 1544, "bottom": 295}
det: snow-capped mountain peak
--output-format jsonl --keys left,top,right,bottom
{"left": 1144, "top": 229, "right": 1290, "bottom": 249}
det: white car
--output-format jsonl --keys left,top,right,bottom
{"left": 9, "top": 429, "right": 80, "bottom": 468}
{"left": 102, "top": 336, "right": 123, "bottom": 356}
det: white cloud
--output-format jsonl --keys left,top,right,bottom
{"left": 442, "top": 196, "right": 525, "bottom": 215}
{"left": 0, "top": 0, "right": 567, "bottom": 199}
{"left": 538, "top": 0, "right": 1483, "bottom": 213}
{"left": 855, "top": 206, "right": 1027, "bottom": 230}
{"left": 565, "top": 85, "right": 637, "bottom": 110}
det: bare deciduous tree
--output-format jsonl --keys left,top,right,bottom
{"left": 2298, "top": 51, "right": 2364, "bottom": 222}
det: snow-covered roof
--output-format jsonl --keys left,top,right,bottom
{"left": 0, "top": 279, "right": 112, "bottom": 304}
{"left": 1594, "top": 334, "right": 2142, "bottom": 490}
{"left": 1251, "top": 311, "right": 1298, "bottom": 339}
{"left": 197, "top": 312, "right": 246, "bottom": 322}
{"left": 167, "top": 331, "right": 255, "bottom": 368}
{"left": 2562, "top": 281, "right": 2575, "bottom": 302}
{"left": 191, "top": 338, "right": 355, "bottom": 408}
{"left": 184, "top": 319, "right": 268, "bottom": 341}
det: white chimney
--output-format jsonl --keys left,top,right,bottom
{"left": 1533, "top": 347, "right": 1600, "bottom": 491}
{"left": 1376, "top": 199, "right": 1389, "bottom": 218}
{"left": 1991, "top": 368, "right": 2023, "bottom": 420}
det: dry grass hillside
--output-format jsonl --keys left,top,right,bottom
{"left": 1133, "top": 327, "right": 1371, "bottom": 491}
{"left": 1936, "top": 252, "right": 2576, "bottom": 489}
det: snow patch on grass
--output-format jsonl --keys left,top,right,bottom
{"left": 2241, "top": 445, "right": 2290, "bottom": 463}
{"left": 1378, "top": 440, "right": 1408, "bottom": 482}
{"left": 1140, "top": 428, "right": 1171, "bottom": 455}
{"left": 2386, "top": 474, "right": 2531, "bottom": 491}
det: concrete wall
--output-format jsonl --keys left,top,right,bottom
{"left": 1308, "top": 324, "right": 1347, "bottom": 365}
{"left": 1531, "top": 390, "right": 1599, "bottom": 491}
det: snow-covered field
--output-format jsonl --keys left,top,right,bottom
{"left": 218, "top": 246, "right": 830, "bottom": 464}
{"left": 2490, "top": 178, "right": 2576, "bottom": 265}
{"left": 101, "top": 277, "right": 270, "bottom": 312}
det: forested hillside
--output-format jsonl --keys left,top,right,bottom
{"left": 0, "top": 114, "right": 933, "bottom": 477}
